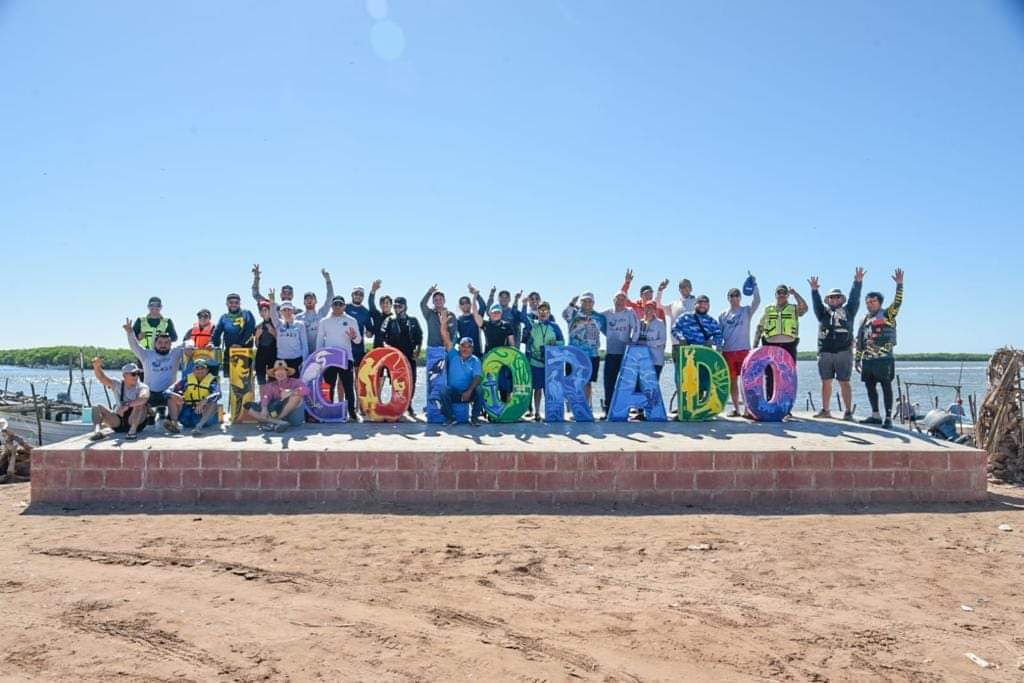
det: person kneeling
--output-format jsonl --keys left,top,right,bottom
{"left": 439, "top": 314, "right": 483, "bottom": 426}
{"left": 165, "top": 358, "right": 222, "bottom": 435}
{"left": 247, "top": 360, "right": 309, "bottom": 432}
{"left": 89, "top": 359, "right": 151, "bottom": 441}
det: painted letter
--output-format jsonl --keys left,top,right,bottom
{"left": 740, "top": 345, "right": 796, "bottom": 422}
{"left": 356, "top": 346, "right": 412, "bottom": 422}
{"left": 675, "top": 346, "right": 730, "bottom": 421}
{"left": 300, "top": 347, "right": 353, "bottom": 422}
{"left": 609, "top": 345, "right": 667, "bottom": 421}
{"left": 481, "top": 346, "right": 532, "bottom": 422}
{"left": 544, "top": 345, "right": 593, "bottom": 422}
{"left": 425, "top": 346, "right": 469, "bottom": 423}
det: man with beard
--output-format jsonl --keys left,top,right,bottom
{"left": 382, "top": 296, "right": 424, "bottom": 418}
{"left": 125, "top": 318, "right": 186, "bottom": 419}
{"left": 346, "top": 285, "right": 372, "bottom": 367}
{"left": 856, "top": 269, "right": 905, "bottom": 428}
{"left": 809, "top": 268, "right": 863, "bottom": 420}
{"left": 562, "top": 291, "right": 606, "bottom": 407}
{"left": 296, "top": 269, "right": 335, "bottom": 352}
{"left": 212, "top": 293, "right": 257, "bottom": 377}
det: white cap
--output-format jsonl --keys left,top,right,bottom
{"left": 579, "top": 291, "right": 595, "bottom": 301}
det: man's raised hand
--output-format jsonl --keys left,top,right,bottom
{"left": 252, "top": 264, "right": 261, "bottom": 277}
{"left": 893, "top": 268, "right": 904, "bottom": 285}
{"left": 371, "top": 279, "right": 382, "bottom": 292}
{"left": 854, "top": 267, "right": 866, "bottom": 283}
{"left": 123, "top": 318, "right": 133, "bottom": 333}
{"left": 808, "top": 276, "right": 820, "bottom": 290}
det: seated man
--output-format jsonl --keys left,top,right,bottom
{"left": 164, "top": 358, "right": 222, "bottom": 435}
{"left": 125, "top": 319, "right": 185, "bottom": 416}
{"left": 438, "top": 312, "right": 484, "bottom": 426}
{"left": 246, "top": 360, "right": 309, "bottom": 432}
{"left": 88, "top": 358, "right": 151, "bottom": 441}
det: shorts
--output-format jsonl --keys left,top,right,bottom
{"left": 148, "top": 392, "right": 170, "bottom": 408}
{"left": 818, "top": 350, "right": 853, "bottom": 381}
{"left": 589, "top": 356, "right": 600, "bottom": 383}
{"left": 723, "top": 350, "right": 749, "bottom": 381}
{"left": 531, "top": 365, "right": 546, "bottom": 390}
{"left": 283, "top": 357, "right": 303, "bottom": 373}
{"left": 179, "top": 404, "right": 219, "bottom": 429}
{"left": 268, "top": 399, "right": 306, "bottom": 427}
{"left": 861, "top": 357, "right": 895, "bottom": 384}
{"left": 111, "top": 407, "right": 150, "bottom": 434}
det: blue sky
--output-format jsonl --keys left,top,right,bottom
{"left": 1, "top": 1, "right": 1022, "bottom": 352}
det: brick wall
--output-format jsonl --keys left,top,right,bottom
{"left": 30, "top": 447, "right": 989, "bottom": 507}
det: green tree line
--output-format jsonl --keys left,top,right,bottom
{"left": 0, "top": 347, "right": 137, "bottom": 369}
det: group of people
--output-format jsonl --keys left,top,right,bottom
{"left": 86, "top": 265, "right": 905, "bottom": 438}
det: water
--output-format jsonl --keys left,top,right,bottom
{"left": 0, "top": 361, "right": 990, "bottom": 419}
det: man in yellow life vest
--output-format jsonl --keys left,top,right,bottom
{"left": 132, "top": 296, "right": 178, "bottom": 350}
{"left": 164, "top": 358, "right": 221, "bottom": 435}
{"left": 754, "top": 284, "right": 808, "bottom": 402}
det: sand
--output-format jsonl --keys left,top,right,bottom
{"left": 2, "top": 481, "right": 1023, "bottom": 681}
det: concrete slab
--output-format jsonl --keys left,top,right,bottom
{"left": 43, "top": 411, "right": 974, "bottom": 454}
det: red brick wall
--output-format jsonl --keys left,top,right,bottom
{"left": 30, "top": 448, "right": 989, "bottom": 507}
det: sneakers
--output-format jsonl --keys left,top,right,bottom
{"left": 445, "top": 418, "right": 457, "bottom": 426}
{"left": 842, "top": 411, "right": 855, "bottom": 422}
{"left": 88, "top": 429, "right": 106, "bottom": 442}
{"left": 469, "top": 418, "right": 481, "bottom": 427}
{"left": 813, "top": 409, "right": 832, "bottom": 419}
{"left": 882, "top": 417, "right": 893, "bottom": 429}
{"left": 164, "top": 419, "right": 180, "bottom": 434}
{"left": 859, "top": 416, "right": 883, "bottom": 425}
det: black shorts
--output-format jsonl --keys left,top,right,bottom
{"left": 147, "top": 392, "right": 170, "bottom": 408}
{"left": 861, "top": 357, "right": 895, "bottom": 384}
{"left": 112, "top": 407, "right": 150, "bottom": 433}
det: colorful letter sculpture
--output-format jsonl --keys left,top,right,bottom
{"left": 675, "top": 346, "right": 730, "bottom": 421}
{"left": 425, "top": 346, "right": 469, "bottom": 424}
{"left": 356, "top": 347, "right": 412, "bottom": 422}
{"left": 543, "top": 345, "right": 593, "bottom": 422}
{"left": 300, "top": 347, "right": 352, "bottom": 422}
{"left": 228, "top": 347, "right": 255, "bottom": 423}
{"left": 608, "top": 345, "right": 667, "bottom": 421}
{"left": 480, "top": 346, "right": 532, "bottom": 422}
{"left": 740, "top": 345, "right": 796, "bottom": 422}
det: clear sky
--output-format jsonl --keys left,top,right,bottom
{"left": 2, "top": 1, "right": 1022, "bottom": 352}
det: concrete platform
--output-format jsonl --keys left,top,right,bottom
{"left": 30, "top": 413, "right": 988, "bottom": 508}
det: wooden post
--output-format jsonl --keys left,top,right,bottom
{"left": 29, "top": 383, "right": 43, "bottom": 447}
{"left": 78, "top": 350, "right": 92, "bottom": 407}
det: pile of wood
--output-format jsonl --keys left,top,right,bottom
{"left": 0, "top": 428, "right": 32, "bottom": 483}
{"left": 976, "top": 348, "right": 1024, "bottom": 483}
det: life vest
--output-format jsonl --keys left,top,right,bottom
{"left": 761, "top": 304, "right": 799, "bottom": 339}
{"left": 182, "top": 373, "right": 216, "bottom": 406}
{"left": 138, "top": 317, "right": 170, "bottom": 349}
{"left": 190, "top": 322, "right": 213, "bottom": 349}
{"left": 818, "top": 307, "right": 850, "bottom": 342}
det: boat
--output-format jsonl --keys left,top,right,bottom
{"left": 0, "top": 391, "right": 90, "bottom": 446}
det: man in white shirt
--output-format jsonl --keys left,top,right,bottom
{"left": 662, "top": 278, "right": 696, "bottom": 359}
{"left": 317, "top": 295, "right": 362, "bottom": 421}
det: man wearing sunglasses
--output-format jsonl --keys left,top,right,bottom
{"left": 132, "top": 296, "right": 178, "bottom": 350}
{"left": 381, "top": 296, "right": 424, "bottom": 417}
{"left": 212, "top": 293, "right": 257, "bottom": 377}
{"left": 317, "top": 295, "right": 362, "bottom": 421}
{"left": 718, "top": 277, "right": 761, "bottom": 417}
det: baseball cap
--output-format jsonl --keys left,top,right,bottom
{"left": 193, "top": 358, "right": 209, "bottom": 368}
{"left": 331, "top": 295, "right": 345, "bottom": 305}
{"left": 458, "top": 337, "right": 474, "bottom": 346}
{"left": 121, "top": 362, "right": 142, "bottom": 375}
{"left": 488, "top": 304, "right": 502, "bottom": 313}
{"left": 640, "top": 284, "right": 654, "bottom": 294}
{"left": 280, "top": 301, "right": 296, "bottom": 311}
{"left": 579, "top": 291, "right": 595, "bottom": 302}
{"left": 147, "top": 296, "right": 162, "bottom": 307}
{"left": 394, "top": 296, "right": 407, "bottom": 305}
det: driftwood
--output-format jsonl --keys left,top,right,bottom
{"left": 0, "top": 427, "right": 32, "bottom": 482}
{"left": 976, "top": 348, "right": 1024, "bottom": 483}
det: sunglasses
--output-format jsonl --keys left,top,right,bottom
{"left": 332, "top": 302, "right": 345, "bottom": 307}
{"left": 198, "top": 313, "right": 211, "bottom": 318}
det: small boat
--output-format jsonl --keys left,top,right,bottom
{"left": 0, "top": 393, "right": 90, "bottom": 446}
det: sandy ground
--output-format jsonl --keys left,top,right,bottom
{"left": 2, "top": 482, "right": 1024, "bottom": 682}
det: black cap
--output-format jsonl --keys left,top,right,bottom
{"left": 226, "top": 293, "right": 241, "bottom": 301}
{"left": 394, "top": 296, "right": 407, "bottom": 305}
{"left": 197, "top": 308, "right": 212, "bottom": 317}
{"left": 148, "top": 296, "right": 162, "bottom": 307}
{"left": 331, "top": 295, "right": 345, "bottom": 305}
{"left": 640, "top": 285, "right": 654, "bottom": 294}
